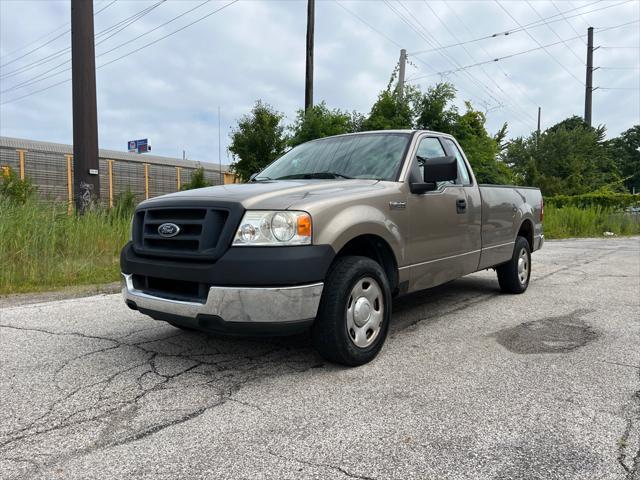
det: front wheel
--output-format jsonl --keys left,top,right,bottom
{"left": 496, "top": 236, "right": 531, "bottom": 294}
{"left": 312, "top": 256, "right": 391, "bottom": 366}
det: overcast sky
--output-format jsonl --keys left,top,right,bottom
{"left": 1, "top": 0, "right": 638, "bottom": 165}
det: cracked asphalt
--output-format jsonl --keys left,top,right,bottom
{"left": 1, "top": 237, "right": 639, "bottom": 480}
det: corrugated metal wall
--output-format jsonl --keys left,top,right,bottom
{"left": 0, "top": 145, "right": 227, "bottom": 206}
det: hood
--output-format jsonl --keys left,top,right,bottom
{"left": 141, "top": 179, "right": 381, "bottom": 210}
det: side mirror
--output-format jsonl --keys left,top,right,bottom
{"left": 249, "top": 172, "right": 258, "bottom": 182}
{"left": 424, "top": 155, "right": 457, "bottom": 183}
{"left": 410, "top": 155, "right": 457, "bottom": 194}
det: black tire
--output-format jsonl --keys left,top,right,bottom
{"left": 496, "top": 236, "right": 531, "bottom": 294}
{"left": 312, "top": 256, "right": 392, "bottom": 367}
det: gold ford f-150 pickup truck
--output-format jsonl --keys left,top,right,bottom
{"left": 121, "top": 130, "right": 543, "bottom": 366}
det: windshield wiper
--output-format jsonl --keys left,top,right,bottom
{"left": 275, "top": 172, "right": 353, "bottom": 180}
{"left": 252, "top": 176, "right": 272, "bottom": 182}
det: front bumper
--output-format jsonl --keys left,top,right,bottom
{"left": 122, "top": 273, "right": 323, "bottom": 334}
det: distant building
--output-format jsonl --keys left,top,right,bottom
{"left": 0, "top": 137, "right": 239, "bottom": 206}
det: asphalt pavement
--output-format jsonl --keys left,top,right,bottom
{"left": 1, "top": 237, "right": 639, "bottom": 480}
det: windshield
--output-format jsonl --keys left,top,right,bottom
{"left": 255, "top": 133, "right": 410, "bottom": 181}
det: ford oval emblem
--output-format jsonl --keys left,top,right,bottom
{"left": 158, "top": 223, "right": 180, "bottom": 238}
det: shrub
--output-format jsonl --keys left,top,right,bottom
{"left": 181, "top": 166, "right": 211, "bottom": 190}
{"left": 0, "top": 166, "right": 35, "bottom": 203}
{"left": 544, "top": 193, "right": 640, "bottom": 210}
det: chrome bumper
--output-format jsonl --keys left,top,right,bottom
{"left": 121, "top": 273, "right": 323, "bottom": 325}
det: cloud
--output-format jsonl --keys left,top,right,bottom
{"left": 1, "top": 0, "right": 638, "bottom": 165}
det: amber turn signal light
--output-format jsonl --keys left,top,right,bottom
{"left": 297, "top": 213, "right": 312, "bottom": 237}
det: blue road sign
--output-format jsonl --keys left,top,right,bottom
{"left": 128, "top": 139, "right": 150, "bottom": 154}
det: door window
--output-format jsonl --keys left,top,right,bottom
{"left": 442, "top": 138, "right": 471, "bottom": 185}
{"left": 415, "top": 137, "right": 453, "bottom": 189}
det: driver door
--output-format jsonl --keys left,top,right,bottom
{"left": 405, "top": 135, "right": 476, "bottom": 291}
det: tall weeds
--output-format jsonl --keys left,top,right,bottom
{"left": 0, "top": 198, "right": 131, "bottom": 294}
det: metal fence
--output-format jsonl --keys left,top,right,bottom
{"left": 0, "top": 136, "right": 238, "bottom": 207}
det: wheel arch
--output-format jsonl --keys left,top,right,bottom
{"left": 334, "top": 234, "right": 399, "bottom": 294}
{"left": 517, "top": 218, "right": 534, "bottom": 251}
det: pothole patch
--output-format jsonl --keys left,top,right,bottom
{"left": 493, "top": 309, "right": 598, "bottom": 354}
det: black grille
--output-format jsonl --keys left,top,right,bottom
{"left": 132, "top": 274, "right": 207, "bottom": 302}
{"left": 133, "top": 206, "right": 230, "bottom": 259}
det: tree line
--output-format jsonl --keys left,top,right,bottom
{"left": 227, "top": 81, "right": 639, "bottom": 196}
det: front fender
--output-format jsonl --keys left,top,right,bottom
{"left": 313, "top": 204, "right": 404, "bottom": 263}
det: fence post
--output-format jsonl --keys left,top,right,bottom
{"left": 144, "top": 163, "right": 149, "bottom": 200}
{"left": 108, "top": 159, "right": 114, "bottom": 208}
{"left": 176, "top": 166, "right": 181, "bottom": 191}
{"left": 16, "top": 149, "right": 27, "bottom": 180}
{"left": 65, "top": 154, "right": 73, "bottom": 214}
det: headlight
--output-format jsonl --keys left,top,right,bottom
{"left": 233, "top": 210, "right": 312, "bottom": 246}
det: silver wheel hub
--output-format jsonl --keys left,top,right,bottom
{"left": 353, "top": 297, "right": 372, "bottom": 327}
{"left": 517, "top": 248, "right": 529, "bottom": 284}
{"left": 346, "top": 277, "right": 384, "bottom": 348}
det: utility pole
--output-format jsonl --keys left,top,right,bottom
{"left": 218, "top": 105, "right": 222, "bottom": 184}
{"left": 584, "top": 26, "right": 594, "bottom": 126}
{"left": 536, "top": 106, "right": 541, "bottom": 146}
{"left": 397, "top": 49, "right": 407, "bottom": 100}
{"left": 71, "top": 0, "right": 100, "bottom": 213}
{"left": 305, "top": 0, "right": 315, "bottom": 112}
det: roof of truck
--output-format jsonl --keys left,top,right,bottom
{"left": 306, "top": 129, "right": 454, "bottom": 140}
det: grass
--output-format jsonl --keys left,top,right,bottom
{"left": 1, "top": 199, "right": 638, "bottom": 294}
{"left": 0, "top": 198, "right": 130, "bottom": 294}
{"left": 543, "top": 204, "right": 640, "bottom": 239}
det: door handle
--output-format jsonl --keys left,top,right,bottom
{"left": 456, "top": 198, "right": 467, "bottom": 213}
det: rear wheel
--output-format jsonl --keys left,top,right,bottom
{"left": 496, "top": 236, "right": 531, "bottom": 294}
{"left": 312, "top": 256, "right": 391, "bottom": 366}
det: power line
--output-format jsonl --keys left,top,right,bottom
{"left": 0, "top": 0, "right": 117, "bottom": 68}
{"left": 385, "top": 0, "right": 500, "bottom": 110}
{"left": 409, "top": 0, "right": 631, "bottom": 56}
{"left": 406, "top": 34, "right": 586, "bottom": 83}
{"left": 332, "top": 1, "right": 403, "bottom": 49}
{"left": 496, "top": 1, "right": 584, "bottom": 86}
{"left": 444, "top": 1, "right": 541, "bottom": 122}
{"left": 565, "top": 0, "right": 593, "bottom": 30}
{"left": 0, "top": 0, "right": 239, "bottom": 106}
{"left": 550, "top": 0, "right": 588, "bottom": 45}
{"left": 1, "top": 1, "right": 166, "bottom": 80}
{"left": 596, "top": 19, "right": 640, "bottom": 31}
{"left": 599, "top": 67, "right": 640, "bottom": 70}
{"left": 598, "top": 87, "right": 640, "bottom": 91}
{"left": 526, "top": 0, "right": 584, "bottom": 63}
{"left": 1, "top": 2, "right": 167, "bottom": 94}
{"left": 421, "top": 0, "right": 536, "bottom": 126}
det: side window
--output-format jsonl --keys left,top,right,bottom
{"left": 442, "top": 138, "right": 471, "bottom": 185}
{"left": 415, "top": 137, "right": 447, "bottom": 186}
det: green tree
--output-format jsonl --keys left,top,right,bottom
{"left": 228, "top": 100, "right": 288, "bottom": 181}
{"left": 452, "top": 104, "right": 512, "bottom": 184}
{"left": 607, "top": 125, "right": 640, "bottom": 193}
{"left": 361, "top": 87, "right": 416, "bottom": 131}
{"left": 181, "top": 166, "right": 211, "bottom": 191}
{"left": 412, "top": 83, "right": 511, "bottom": 184}
{"left": 289, "top": 102, "right": 361, "bottom": 147}
{"left": 414, "top": 83, "right": 458, "bottom": 132}
{"left": 502, "top": 116, "right": 621, "bottom": 195}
